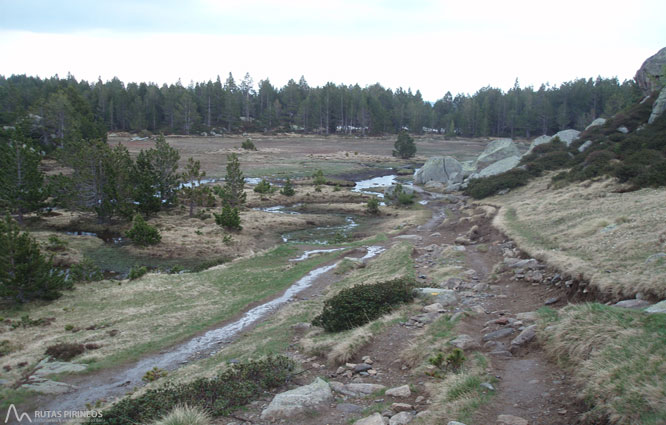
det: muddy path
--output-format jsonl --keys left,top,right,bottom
{"left": 215, "top": 193, "right": 588, "bottom": 425}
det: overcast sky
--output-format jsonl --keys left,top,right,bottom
{"left": 1, "top": 0, "right": 664, "bottom": 101}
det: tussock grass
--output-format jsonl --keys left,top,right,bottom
{"left": 489, "top": 175, "right": 666, "bottom": 298}
{"left": 149, "top": 405, "right": 211, "bottom": 425}
{"left": 539, "top": 303, "right": 666, "bottom": 424}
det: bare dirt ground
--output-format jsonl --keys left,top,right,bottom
{"left": 210, "top": 194, "right": 586, "bottom": 425}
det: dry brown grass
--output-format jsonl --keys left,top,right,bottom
{"left": 486, "top": 175, "right": 666, "bottom": 298}
{"left": 539, "top": 304, "right": 666, "bottom": 424}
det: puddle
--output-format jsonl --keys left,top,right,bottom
{"left": 253, "top": 204, "right": 302, "bottom": 215}
{"left": 352, "top": 175, "right": 398, "bottom": 198}
{"left": 41, "top": 245, "right": 385, "bottom": 415}
{"left": 289, "top": 248, "right": 345, "bottom": 262}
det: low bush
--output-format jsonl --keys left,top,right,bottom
{"left": 143, "top": 366, "right": 168, "bottom": 383}
{"left": 214, "top": 204, "right": 242, "bottom": 230}
{"left": 69, "top": 257, "right": 103, "bottom": 282}
{"left": 366, "top": 197, "right": 380, "bottom": 215}
{"left": 126, "top": 214, "right": 161, "bottom": 246}
{"left": 253, "top": 179, "right": 274, "bottom": 194}
{"left": 241, "top": 138, "right": 256, "bottom": 151}
{"left": 150, "top": 405, "right": 212, "bottom": 425}
{"left": 312, "top": 169, "right": 326, "bottom": 185}
{"left": 464, "top": 169, "right": 531, "bottom": 199}
{"left": 45, "top": 342, "right": 85, "bottom": 361}
{"left": 128, "top": 265, "right": 148, "bottom": 280}
{"left": 312, "top": 277, "right": 415, "bottom": 332}
{"left": 280, "top": 178, "right": 295, "bottom": 196}
{"left": 90, "top": 356, "right": 294, "bottom": 425}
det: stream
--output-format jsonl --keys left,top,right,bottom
{"left": 39, "top": 245, "right": 386, "bottom": 417}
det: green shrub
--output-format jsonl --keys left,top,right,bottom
{"left": 280, "top": 178, "right": 295, "bottom": 196}
{"left": 126, "top": 214, "right": 161, "bottom": 246}
{"left": 90, "top": 356, "right": 294, "bottom": 425}
{"left": 0, "top": 339, "right": 14, "bottom": 357}
{"left": 143, "top": 366, "right": 168, "bottom": 383}
{"left": 253, "top": 179, "right": 273, "bottom": 194}
{"left": 70, "top": 257, "right": 103, "bottom": 282}
{"left": 214, "top": 204, "right": 242, "bottom": 231}
{"left": 464, "top": 169, "right": 531, "bottom": 199}
{"left": 392, "top": 131, "right": 416, "bottom": 159}
{"left": 314, "top": 185, "right": 322, "bottom": 192}
{"left": 46, "top": 235, "right": 68, "bottom": 251}
{"left": 241, "top": 138, "right": 257, "bottom": 151}
{"left": 129, "top": 265, "right": 148, "bottom": 280}
{"left": 366, "top": 197, "right": 380, "bottom": 215}
{"left": 312, "top": 169, "right": 326, "bottom": 185}
{"left": 45, "top": 342, "right": 85, "bottom": 361}
{"left": 387, "top": 183, "right": 414, "bottom": 206}
{"left": 334, "top": 184, "right": 341, "bottom": 192}
{"left": 312, "top": 277, "right": 415, "bottom": 332}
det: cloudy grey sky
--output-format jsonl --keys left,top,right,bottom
{"left": 1, "top": 0, "right": 664, "bottom": 100}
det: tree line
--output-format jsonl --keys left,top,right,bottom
{"left": 1, "top": 73, "right": 641, "bottom": 145}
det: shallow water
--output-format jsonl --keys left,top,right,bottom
{"left": 41, "top": 245, "right": 385, "bottom": 416}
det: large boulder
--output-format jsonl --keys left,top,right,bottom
{"left": 585, "top": 117, "right": 607, "bottom": 130}
{"left": 524, "top": 135, "right": 551, "bottom": 155}
{"left": 635, "top": 47, "right": 666, "bottom": 95}
{"left": 260, "top": 377, "right": 333, "bottom": 420}
{"left": 471, "top": 156, "right": 521, "bottom": 179}
{"left": 414, "top": 156, "right": 464, "bottom": 185}
{"left": 648, "top": 87, "right": 666, "bottom": 124}
{"left": 476, "top": 139, "right": 520, "bottom": 169}
{"left": 552, "top": 129, "right": 580, "bottom": 146}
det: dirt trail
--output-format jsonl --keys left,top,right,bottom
{"left": 220, "top": 194, "right": 587, "bottom": 425}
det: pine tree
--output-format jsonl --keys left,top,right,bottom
{"left": 392, "top": 131, "right": 416, "bottom": 159}
{"left": 182, "top": 157, "right": 206, "bottom": 217}
{"left": 0, "top": 125, "right": 48, "bottom": 224}
{"left": 280, "top": 178, "right": 295, "bottom": 196}
{"left": 215, "top": 153, "right": 246, "bottom": 208}
{"left": 0, "top": 215, "right": 69, "bottom": 303}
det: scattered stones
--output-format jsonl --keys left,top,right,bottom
{"left": 330, "top": 381, "right": 386, "bottom": 397}
{"left": 497, "top": 414, "right": 529, "bottom": 425}
{"left": 385, "top": 384, "right": 411, "bottom": 398}
{"left": 260, "top": 377, "right": 333, "bottom": 420}
{"left": 482, "top": 328, "right": 514, "bottom": 341}
{"left": 389, "top": 411, "right": 414, "bottom": 425}
{"left": 354, "top": 412, "right": 385, "bottom": 425}
{"left": 423, "top": 303, "right": 444, "bottom": 313}
{"left": 510, "top": 325, "right": 537, "bottom": 349}
{"left": 449, "top": 334, "right": 481, "bottom": 350}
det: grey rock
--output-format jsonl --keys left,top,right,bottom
{"left": 394, "top": 235, "right": 422, "bottom": 242}
{"left": 473, "top": 156, "right": 521, "bottom": 179}
{"left": 21, "top": 378, "right": 77, "bottom": 394}
{"left": 449, "top": 334, "right": 481, "bottom": 350}
{"left": 585, "top": 117, "right": 607, "bottom": 130}
{"left": 510, "top": 325, "right": 537, "bottom": 347}
{"left": 635, "top": 47, "right": 666, "bottom": 94}
{"left": 34, "top": 359, "right": 88, "bottom": 376}
{"left": 646, "top": 300, "right": 666, "bottom": 314}
{"left": 482, "top": 328, "right": 514, "bottom": 341}
{"left": 544, "top": 296, "right": 560, "bottom": 305}
{"left": 330, "top": 381, "right": 386, "bottom": 397}
{"left": 551, "top": 129, "right": 581, "bottom": 146}
{"left": 480, "top": 382, "right": 495, "bottom": 391}
{"left": 578, "top": 140, "right": 593, "bottom": 152}
{"left": 354, "top": 363, "right": 373, "bottom": 373}
{"left": 448, "top": 422, "right": 468, "bottom": 425}
{"left": 490, "top": 350, "right": 513, "bottom": 357}
{"left": 424, "top": 181, "right": 445, "bottom": 191}
{"left": 617, "top": 126, "right": 629, "bottom": 134}
{"left": 516, "top": 311, "right": 539, "bottom": 322}
{"left": 423, "top": 303, "right": 444, "bottom": 313}
{"left": 391, "top": 402, "right": 413, "bottom": 412}
{"left": 414, "top": 156, "right": 464, "bottom": 185}
{"left": 385, "top": 385, "right": 411, "bottom": 398}
{"left": 389, "top": 411, "right": 414, "bottom": 425}
{"left": 524, "top": 135, "right": 552, "bottom": 155}
{"left": 385, "top": 184, "right": 415, "bottom": 198}
{"left": 260, "top": 377, "right": 333, "bottom": 420}
{"left": 497, "top": 414, "right": 529, "bottom": 425}
{"left": 476, "top": 139, "right": 520, "bottom": 169}
{"left": 337, "top": 403, "right": 364, "bottom": 413}
{"left": 649, "top": 87, "right": 666, "bottom": 124}
{"left": 414, "top": 288, "right": 458, "bottom": 306}
{"left": 614, "top": 299, "right": 652, "bottom": 309}
{"left": 354, "top": 413, "right": 385, "bottom": 425}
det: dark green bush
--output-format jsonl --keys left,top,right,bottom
{"left": 280, "top": 178, "right": 295, "bottom": 196}
{"left": 214, "top": 204, "right": 242, "bottom": 230}
{"left": 89, "top": 356, "right": 294, "bottom": 425}
{"left": 312, "top": 169, "right": 326, "bottom": 185}
{"left": 45, "top": 342, "right": 85, "bottom": 361}
{"left": 128, "top": 265, "right": 148, "bottom": 280}
{"left": 312, "top": 277, "right": 415, "bottom": 332}
{"left": 464, "top": 169, "right": 531, "bottom": 199}
{"left": 366, "top": 197, "right": 380, "bottom": 215}
{"left": 69, "top": 257, "right": 103, "bottom": 282}
{"left": 241, "top": 138, "right": 257, "bottom": 151}
{"left": 253, "top": 179, "right": 274, "bottom": 194}
{"left": 126, "top": 214, "right": 161, "bottom": 246}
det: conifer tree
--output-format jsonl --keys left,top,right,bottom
{"left": 392, "top": 131, "right": 416, "bottom": 159}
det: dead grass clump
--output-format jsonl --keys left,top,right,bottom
{"left": 45, "top": 343, "right": 85, "bottom": 361}
{"left": 539, "top": 303, "right": 666, "bottom": 424}
{"left": 150, "top": 405, "right": 212, "bottom": 425}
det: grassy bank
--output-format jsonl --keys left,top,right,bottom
{"left": 539, "top": 304, "right": 666, "bottom": 424}
{"left": 489, "top": 175, "right": 666, "bottom": 298}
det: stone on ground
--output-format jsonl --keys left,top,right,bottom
{"left": 389, "top": 411, "right": 414, "bottom": 425}
{"left": 449, "top": 334, "right": 481, "bottom": 350}
{"left": 472, "top": 156, "right": 521, "bottom": 179}
{"left": 260, "top": 377, "right": 333, "bottom": 420}
{"left": 511, "top": 325, "right": 537, "bottom": 348}
{"left": 354, "top": 412, "right": 385, "bottom": 425}
{"left": 476, "top": 139, "right": 520, "bottom": 169}
{"left": 585, "top": 117, "right": 607, "bottom": 130}
{"left": 330, "top": 381, "right": 386, "bottom": 397}
{"left": 414, "top": 156, "right": 464, "bottom": 185}
{"left": 614, "top": 299, "right": 652, "bottom": 309}
{"left": 497, "top": 414, "right": 529, "bottom": 425}
{"left": 386, "top": 384, "right": 411, "bottom": 397}
{"left": 646, "top": 300, "right": 666, "bottom": 314}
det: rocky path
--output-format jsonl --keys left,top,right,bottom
{"left": 216, "top": 195, "right": 587, "bottom": 425}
